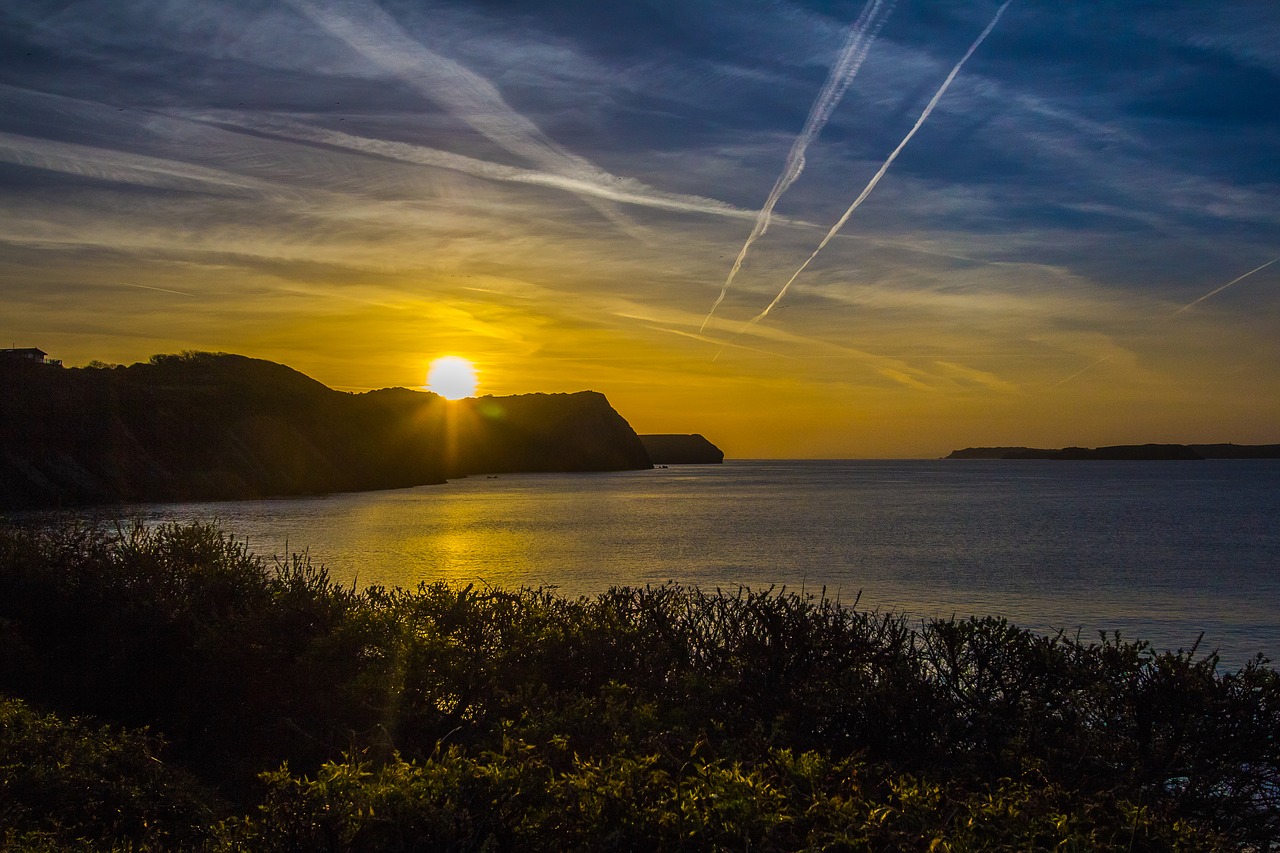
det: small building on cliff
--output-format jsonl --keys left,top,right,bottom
{"left": 1, "top": 347, "right": 62, "bottom": 366}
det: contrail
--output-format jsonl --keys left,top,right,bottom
{"left": 738, "top": 0, "right": 1013, "bottom": 333}
{"left": 1054, "top": 256, "right": 1280, "bottom": 387}
{"left": 285, "top": 0, "right": 641, "bottom": 235}
{"left": 119, "top": 283, "right": 196, "bottom": 297}
{"left": 1164, "top": 256, "right": 1279, "bottom": 323}
{"left": 1050, "top": 352, "right": 1112, "bottom": 388}
{"left": 701, "top": 0, "right": 895, "bottom": 332}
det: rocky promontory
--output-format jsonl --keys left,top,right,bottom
{"left": 0, "top": 352, "right": 651, "bottom": 509}
{"left": 640, "top": 434, "right": 725, "bottom": 464}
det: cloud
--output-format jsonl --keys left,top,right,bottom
{"left": 2, "top": 0, "right": 1278, "bottom": 452}
{"left": 283, "top": 0, "right": 647, "bottom": 234}
{"left": 933, "top": 360, "right": 1018, "bottom": 393}
{"left": 876, "top": 367, "right": 932, "bottom": 391}
{"left": 0, "top": 131, "right": 278, "bottom": 197}
{"left": 182, "top": 111, "right": 759, "bottom": 221}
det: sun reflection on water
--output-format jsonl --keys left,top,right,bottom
{"left": 123, "top": 460, "right": 1280, "bottom": 668}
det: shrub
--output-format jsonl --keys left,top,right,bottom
{"left": 0, "top": 696, "right": 220, "bottom": 850}
{"left": 0, "top": 520, "right": 1272, "bottom": 848}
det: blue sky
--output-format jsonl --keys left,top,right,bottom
{"left": 2, "top": 0, "right": 1277, "bottom": 456}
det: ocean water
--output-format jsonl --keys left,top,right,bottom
{"left": 115, "top": 459, "right": 1279, "bottom": 668}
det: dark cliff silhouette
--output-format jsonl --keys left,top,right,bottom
{"left": 640, "top": 434, "right": 724, "bottom": 464}
{"left": 947, "top": 443, "right": 1280, "bottom": 460}
{"left": 1188, "top": 443, "right": 1280, "bottom": 459}
{"left": 0, "top": 352, "right": 650, "bottom": 509}
{"left": 448, "top": 391, "right": 653, "bottom": 475}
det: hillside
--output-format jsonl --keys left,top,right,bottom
{"left": 0, "top": 352, "right": 650, "bottom": 509}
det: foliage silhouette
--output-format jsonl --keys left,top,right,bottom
{"left": 1, "top": 520, "right": 1275, "bottom": 849}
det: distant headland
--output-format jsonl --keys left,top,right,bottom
{"left": 0, "top": 351, "right": 660, "bottom": 509}
{"left": 639, "top": 434, "right": 724, "bottom": 464}
{"left": 947, "top": 443, "right": 1280, "bottom": 460}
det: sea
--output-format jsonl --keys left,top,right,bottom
{"left": 89, "top": 459, "right": 1280, "bottom": 669}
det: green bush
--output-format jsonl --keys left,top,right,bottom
{"left": 0, "top": 520, "right": 1273, "bottom": 849}
{"left": 0, "top": 696, "right": 219, "bottom": 850}
{"left": 227, "top": 745, "right": 1219, "bottom": 851}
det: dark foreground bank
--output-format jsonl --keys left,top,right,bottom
{"left": 1, "top": 521, "right": 1276, "bottom": 850}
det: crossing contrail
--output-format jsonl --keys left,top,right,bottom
{"left": 738, "top": 0, "right": 1012, "bottom": 333}
{"left": 1054, "top": 256, "right": 1280, "bottom": 388}
{"left": 701, "top": 0, "right": 895, "bottom": 332}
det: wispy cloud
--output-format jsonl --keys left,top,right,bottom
{"left": 184, "top": 111, "right": 758, "bottom": 221}
{"left": 0, "top": 131, "right": 278, "bottom": 197}
{"left": 3, "top": 0, "right": 1278, "bottom": 453}
{"left": 933, "top": 360, "right": 1018, "bottom": 393}
{"left": 284, "top": 0, "right": 648, "bottom": 234}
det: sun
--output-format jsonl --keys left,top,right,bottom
{"left": 426, "top": 356, "right": 478, "bottom": 400}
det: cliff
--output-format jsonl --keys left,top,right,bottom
{"left": 448, "top": 391, "right": 652, "bottom": 476}
{"left": 946, "top": 447, "right": 1054, "bottom": 460}
{"left": 1009, "top": 444, "right": 1204, "bottom": 461}
{"left": 0, "top": 352, "right": 650, "bottom": 509}
{"left": 1188, "top": 443, "right": 1280, "bottom": 459}
{"left": 640, "top": 434, "right": 724, "bottom": 464}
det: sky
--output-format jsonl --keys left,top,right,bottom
{"left": 2, "top": 0, "right": 1278, "bottom": 458}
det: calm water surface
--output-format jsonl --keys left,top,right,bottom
{"left": 119, "top": 460, "right": 1279, "bottom": 667}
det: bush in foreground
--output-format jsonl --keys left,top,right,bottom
{"left": 0, "top": 520, "right": 1274, "bottom": 849}
{"left": 0, "top": 696, "right": 218, "bottom": 851}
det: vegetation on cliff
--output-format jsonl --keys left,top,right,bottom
{"left": 2, "top": 520, "right": 1276, "bottom": 850}
{"left": 0, "top": 352, "right": 649, "bottom": 509}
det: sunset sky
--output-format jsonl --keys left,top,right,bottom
{"left": 2, "top": 0, "right": 1277, "bottom": 457}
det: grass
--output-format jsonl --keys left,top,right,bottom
{"left": 1, "top": 519, "right": 1275, "bottom": 850}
